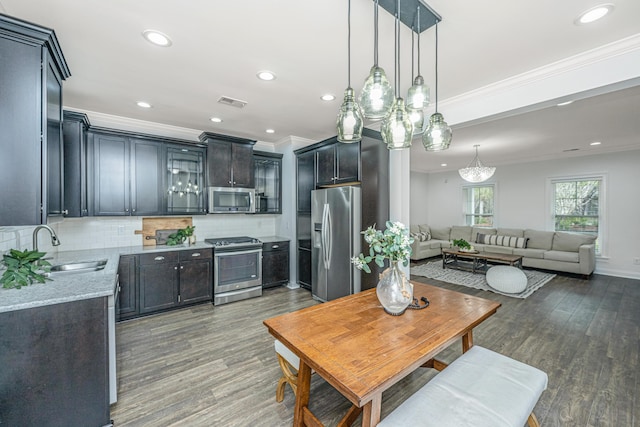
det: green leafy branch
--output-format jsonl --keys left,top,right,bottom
{"left": 1, "top": 249, "right": 52, "bottom": 289}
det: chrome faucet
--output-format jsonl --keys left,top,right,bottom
{"left": 32, "top": 225, "right": 61, "bottom": 251}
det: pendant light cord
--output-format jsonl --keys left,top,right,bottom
{"left": 434, "top": 23, "right": 439, "bottom": 113}
{"left": 417, "top": 7, "right": 421, "bottom": 76}
{"left": 374, "top": 0, "right": 379, "bottom": 66}
{"left": 395, "top": 0, "right": 400, "bottom": 94}
{"left": 348, "top": 0, "right": 352, "bottom": 87}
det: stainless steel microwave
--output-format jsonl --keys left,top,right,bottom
{"left": 208, "top": 187, "right": 256, "bottom": 213}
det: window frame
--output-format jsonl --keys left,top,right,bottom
{"left": 547, "top": 174, "right": 607, "bottom": 257}
{"left": 462, "top": 183, "right": 496, "bottom": 227}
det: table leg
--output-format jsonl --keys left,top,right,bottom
{"left": 293, "top": 361, "right": 313, "bottom": 427}
{"left": 361, "top": 394, "right": 382, "bottom": 427}
{"left": 462, "top": 330, "right": 474, "bottom": 353}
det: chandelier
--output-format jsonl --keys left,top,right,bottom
{"left": 458, "top": 145, "right": 496, "bottom": 183}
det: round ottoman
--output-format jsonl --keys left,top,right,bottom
{"left": 486, "top": 265, "right": 527, "bottom": 294}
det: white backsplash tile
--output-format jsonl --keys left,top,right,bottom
{"left": 1, "top": 215, "right": 278, "bottom": 254}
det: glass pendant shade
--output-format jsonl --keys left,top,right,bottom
{"left": 408, "top": 107, "right": 425, "bottom": 134}
{"left": 381, "top": 98, "right": 414, "bottom": 149}
{"left": 458, "top": 145, "right": 496, "bottom": 182}
{"left": 422, "top": 112, "right": 452, "bottom": 151}
{"left": 336, "top": 87, "right": 363, "bottom": 143}
{"left": 359, "top": 66, "right": 394, "bottom": 120}
{"left": 406, "top": 75, "right": 430, "bottom": 110}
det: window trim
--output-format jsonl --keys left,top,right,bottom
{"left": 462, "top": 183, "right": 496, "bottom": 227}
{"left": 546, "top": 174, "right": 607, "bottom": 257}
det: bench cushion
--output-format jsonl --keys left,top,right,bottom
{"left": 378, "top": 346, "right": 548, "bottom": 427}
{"left": 275, "top": 339, "right": 300, "bottom": 370}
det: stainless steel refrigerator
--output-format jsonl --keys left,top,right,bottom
{"left": 311, "top": 186, "right": 361, "bottom": 302}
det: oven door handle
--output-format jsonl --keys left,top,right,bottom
{"left": 215, "top": 248, "right": 262, "bottom": 257}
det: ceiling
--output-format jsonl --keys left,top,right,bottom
{"left": 1, "top": 0, "right": 639, "bottom": 173}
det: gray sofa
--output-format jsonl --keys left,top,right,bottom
{"left": 410, "top": 225, "right": 596, "bottom": 276}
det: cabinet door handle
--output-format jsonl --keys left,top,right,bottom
{"left": 180, "top": 265, "right": 184, "bottom": 270}
{"left": 132, "top": 209, "right": 136, "bottom": 213}
{"left": 174, "top": 266, "right": 178, "bottom": 270}
{"left": 272, "top": 245, "right": 279, "bottom": 249}
{"left": 191, "top": 252, "right": 201, "bottom": 257}
{"left": 154, "top": 256, "right": 165, "bottom": 261}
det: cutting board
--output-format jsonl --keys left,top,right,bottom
{"left": 134, "top": 217, "right": 193, "bottom": 246}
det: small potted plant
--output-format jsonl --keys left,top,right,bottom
{"left": 1, "top": 249, "right": 52, "bottom": 289}
{"left": 452, "top": 238, "right": 474, "bottom": 252}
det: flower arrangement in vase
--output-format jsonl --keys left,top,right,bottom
{"left": 351, "top": 221, "right": 414, "bottom": 315}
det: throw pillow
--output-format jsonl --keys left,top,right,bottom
{"left": 478, "top": 234, "right": 528, "bottom": 249}
{"left": 410, "top": 231, "right": 431, "bottom": 242}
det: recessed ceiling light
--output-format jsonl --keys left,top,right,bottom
{"left": 321, "top": 94, "right": 336, "bottom": 101}
{"left": 557, "top": 101, "right": 573, "bottom": 106}
{"left": 257, "top": 70, "right": 276, "bottom": 81}
{"left": 210, "top": 117, "right": 223, "bottom": 123}
{"left": 590, "top": 141, "right": 602, "bottom": 146}
{"left": 265, "top": 129, "right": 275, "bottom": 134}
{"left": 136, "top": 101, "right": 152, "bottom": 108}
{"left": 575, "top": 4, "right": 614, "bottom": 25}
{"left": 440, "top": 163, "right": 447, "bottom": 167}
{"left": 142, "top": 30, "right": 172, "bottom": 47}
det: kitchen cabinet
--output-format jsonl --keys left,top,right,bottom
{"left": 262, "top": 240, "right": 289, "bottom": 288}
{"left": 138, "top": 248, "right": 212, "bottom": 316}
{"left": 62, "top": 110, "right": 90, "bottom": 217}
{"left": 201, "top": 132, "right": 256, "bottom": 188}
{"left": 166, "top": 144, "right": 206, "bottom": 215}
{"left": 0, "top": 298, "right": 110, "bottom": 426}
{"left": 294, "top": 129, "right": 389, "bottom": 291}
{"left": 90, "top": 130, "right": 164, "bottom": 216}
{"left": 254, "top": 151, "right": 283, "bottom": 214}
{"left": 0, "top": 15, "right": 70, "bottom": 225}
{"left": 117, "top": 254, "right": 138, "bottom": 320}
{"left": 315, "top": 139, "right": 360, "bottom": 186}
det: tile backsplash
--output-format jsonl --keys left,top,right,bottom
{"left": 1, "top": 215, "right": 279, "bottom": 254}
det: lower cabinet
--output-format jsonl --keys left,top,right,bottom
{"left": 118, "top": 248, "right": 213, "bottom": 321}
{"left": 262, "top": 241, "right": 290, "bottom": 288}
{"left": 297, "top": 248, "right": 312, "bottom": 290}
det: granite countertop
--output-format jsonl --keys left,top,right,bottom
{"left": 0, "top": 242, "right": 213, "bottom": 313}
{"left": 258, "top": 235, "right": 290, "bottom": 243}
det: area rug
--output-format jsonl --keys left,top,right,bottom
{"left": 410, "top": 261, "right": 556, "bottom": 299}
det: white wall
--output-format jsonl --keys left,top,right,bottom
{"left": 411, "top": 149, "right": 640, "bottom": 279}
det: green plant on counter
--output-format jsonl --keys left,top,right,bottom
{"left": 452, "top": 238, "right": 471, "bottom": 250}
{"left": 1, "top": 249, "right": 52, "bottom": 289}
{"left": 166, "top": 226, "right": 195, "bottom": 246}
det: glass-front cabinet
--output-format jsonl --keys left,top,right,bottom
{"left": 166, "top": 145, "right": 206, "bottom": 214}
{"left": 253, "top": 151, "right": 283, "bottom": 214}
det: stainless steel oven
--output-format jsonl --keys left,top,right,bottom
{"left": 205, "top": 236, "right": 263, "bottom": 305}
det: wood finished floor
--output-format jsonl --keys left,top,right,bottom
{"left": 111, "top": 268, "right": 640, "bottom": 427}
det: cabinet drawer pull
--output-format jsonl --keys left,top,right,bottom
{"left": 154, "top": 256, "right": 165, "bottom": 261}
{"left": 191, "top": 252, "right": 201, "bottom": 257}
{"left": 174, "top": 266, "right": 178, "bottom": 270}
{"left": 272, "top": 245, "right": 279, "bottom": 249}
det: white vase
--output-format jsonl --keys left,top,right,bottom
{"left": 376, "top": 261, "right": 413, "bottom": 315}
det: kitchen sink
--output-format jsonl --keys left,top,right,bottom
{"left": 48, "top": 260, "right": 108, "bottom": 275}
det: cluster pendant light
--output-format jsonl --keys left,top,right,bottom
{"left": 422, "top": 23, "right": 452, "bottom": 151}
{"left": 359, "top": 0, "right": 394, "bottom": 120}
{"left": 458, "top": 145, "right": 496, "bottom": 182}
{"left": 380, "top": 0, "right": 413, "bottom": 149}
{"left": 406, "top": 6, "right": 429, "bottom": 134}
{"left": 336, "top": 0, "right": 363, "bottom": 143}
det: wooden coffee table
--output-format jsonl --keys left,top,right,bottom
{"left": 442, "top": 248, "right": 523, "bottom": 274}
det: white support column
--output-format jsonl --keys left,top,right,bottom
{"left": 389, "top": 147, "right": 411, "bottom": 275}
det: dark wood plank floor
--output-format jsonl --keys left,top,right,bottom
{"left": 111, "top": 268, "right": 640, "bottom": 426}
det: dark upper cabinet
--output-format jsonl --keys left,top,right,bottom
{"left": 89, "top": 131, "right": 163, "bottom": 216}
{"left": 262, "top": 240, "right": 290, "bottom": 288}
{"left": 315, "top": 139, "right": 360, "bottom": 186}
{"left": 0, "top": 15, "right": 70, "bottom": 225}
{"left": 62, "top": 111, "right": 90, "bottom": 217}
{"left": 296, "top": 151, "right": 315, "bottom": 213}
{"left": 200, "top": 132, "right": 256, "bottom": 188}
{"left": 254, "top": 151, "right": 283, "bottom": 214}
{"left": 166, "top": 145, "right": 206, "bottom": 215}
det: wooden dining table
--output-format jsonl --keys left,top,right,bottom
{"left": 263, "top": 282, "right": 501, "bottom": 427}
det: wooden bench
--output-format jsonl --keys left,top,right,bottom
{"left": 378, "top": 346, "right": 548, "bottom": 427}
{"left": 274, "top": 339, "right": 300, "bottom": 402}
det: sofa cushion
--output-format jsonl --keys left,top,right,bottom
{"left": 544, "top": 250, "right": 579, "bottom": 263}
{"left": 552, "top": 232, "right": 596, "bottom": 252}
{"left": 477, "top": 234, "right": 528, "bottom": 249}
{"left": 418, "top": 224, "right": 431, "bottom": 233}
{"left": 450, "top": 226, "right": 472, "bottom": 242}
{"left": 430, "top": 227, "right": 451, "bottom": 241}
{"left": 484, "top": 245, "right": 515, "bottom": 255}
{"left": 472, "top": 227, "right": 496, "bottom": 243}
{"left": 410, "top": 225, "right": 421, "bottom": 234}
{"left": 497, "top": 228, "right": 524, "bottom": 237}
{"left": 524, "top": 229, "right": 554, "bottom": 250}
{"left": 513, "top": 248, "right": 545, "bottom": 259}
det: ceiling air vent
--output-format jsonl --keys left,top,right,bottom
{"left": 217, "top": 96, "right": 247, "bottom": 108}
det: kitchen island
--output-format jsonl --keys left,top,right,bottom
{"left": 0, "top": 242, "right": 212, "bottom": 426}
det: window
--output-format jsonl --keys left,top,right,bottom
{"left": 552, "top": 177, "right": 602, "bottom": 253}
{"left": 463, "top": 185, "right": 494, "bottom": 226}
